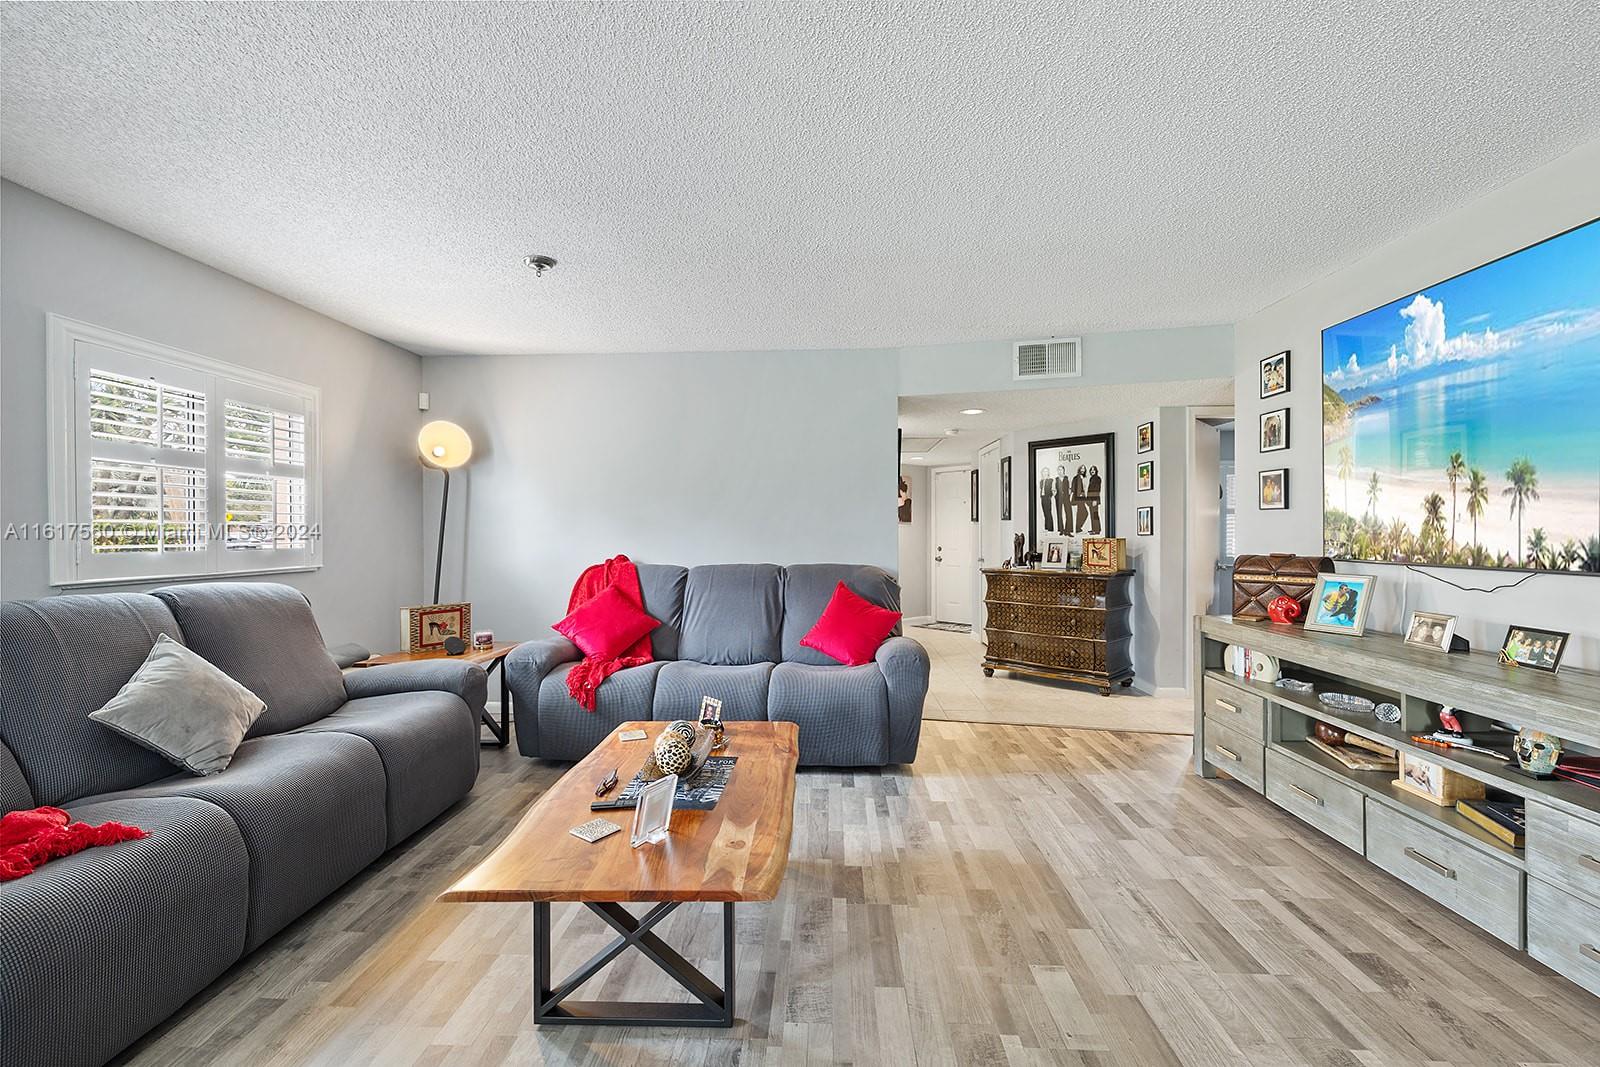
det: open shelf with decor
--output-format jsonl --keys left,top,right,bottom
{"left": 1195, "top": 614, "right": 1600, "bottom": 994}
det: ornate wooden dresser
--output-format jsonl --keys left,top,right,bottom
{"left": 981, "top": 568, "right": 1135, "bottom": 695}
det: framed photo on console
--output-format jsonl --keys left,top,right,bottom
{"left": 1499, "top": 625, "right": 1568, "bottom": 673}
{"left": 1305, "top": 573, "right": 1376, "bottom": 636}
{"left": 1403, "top": 611, "right": 1457, "bottom": 653}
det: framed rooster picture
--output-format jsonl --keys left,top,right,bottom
{"left": 402, "top": 602, "right": 472, "bottom": 653}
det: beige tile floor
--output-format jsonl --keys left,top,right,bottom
{"left": 914, "top": 626, "right": 1193, "bottom": 734}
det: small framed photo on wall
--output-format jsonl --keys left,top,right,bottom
{"left": 1136, "top": 506, "right": 1153, "bottom": 536}
{"left": 1259, "top": 408, "right": 1289, "bottom": 452}
{"left": 1259, "top": 468, "right": 1288, "bottom": 510}
{"left": 1136, "top": 421, "right": 1154, "bottom": 454}
{"left": 1136, "top": 461, "right": 1153, "bottom": 491}
{"left": 1260, "top": 350, "right": 1290, "bottom": 399}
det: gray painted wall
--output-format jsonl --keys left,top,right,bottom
{"left": 897, "top": 464, "right": 931, "bottom": 618}
{"left": 1233, "top": 139, "right": 1600, "bottom": 670}
{"left": 0, "top": 181, "right": 425, "bottom": 648}
{"left": 899, "top": 324, "right": 1234, "bottom": 397}
{"left": 1002, "top": 407, "right": 1191, "bottom": 692}
{"left": 419, "top": 349, "right": 899, "bottom": 637}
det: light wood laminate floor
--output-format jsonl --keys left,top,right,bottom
{"left": 116, "top": 722, "right": 1599, "bottom": 1067}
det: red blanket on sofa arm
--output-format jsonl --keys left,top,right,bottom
{"left": 0, "top": 806, "right": 148, "bottom": 881}
{"left": 561, "top": 554, "right": 656, "bottom": 711}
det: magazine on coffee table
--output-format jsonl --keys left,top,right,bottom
{"left": 591, "top": 756, "right": 738, "bottom": 811}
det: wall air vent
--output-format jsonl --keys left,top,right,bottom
{"left": 1013, "top": 337, "right": 1082, "bottom": 381}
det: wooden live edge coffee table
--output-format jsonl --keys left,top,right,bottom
{"left": 438, "top": 720, "right": 799, "bottom": 1027}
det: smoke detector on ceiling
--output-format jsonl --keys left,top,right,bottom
{"left": 522, "top": 254, "right": 557, "bottom": 277}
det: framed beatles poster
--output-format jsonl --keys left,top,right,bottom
{"left": 1029, "top": 433, "right": 1115, "bottom": 551}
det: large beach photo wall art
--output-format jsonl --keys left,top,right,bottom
{"left": 1322, "top": 218, "right": 1600, "bottom": 574}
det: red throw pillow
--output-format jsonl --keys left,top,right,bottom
{"left": 553, "top": 585, "right": 660, "bottom": 660}
{"left": 800, "top": 582, "right": 902, "bottom": 666}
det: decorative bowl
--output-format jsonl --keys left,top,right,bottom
{"left": 1374, "top": 702, "right": 1401, "bottom": 724}
{"left": 1275, "top": 678, "right": 1315, "bottom": 694}
{"left": 1318, "top": 692, "right": 1376, "bottom": 714}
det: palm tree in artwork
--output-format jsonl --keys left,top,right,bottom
{"left": 1337, "top": 445, "right": 1354, "bottom": 516}
{"left": 1366, "top": 471, "right": 1381, "bottom": 521}
{"left": 1446, "top": 450, "right": 1467, "bottom": 549}
{"left": 1422, "top": 493, "right": 1447, "bottom": 559}
{"left": 1503, "top": 457, "right": 1540, "bottom": 566}
{"left": 1558, "top": 539, "right": 1581, "bottom": 571}
{"left": 1583, "top": 535, "right": 1600, "bottom": 573}
{"left": 1527, "top": 527, "right": 1551, "bottom": 569}
{"left": 1465, "top": 467, "right": 1489, "bottom": 552}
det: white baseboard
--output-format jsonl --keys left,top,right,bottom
{"left": 1126, "top": 679, "right": 1187, "bottom": 699}
{"left": 903, "top": 615, "right": 934, "bottom": 626}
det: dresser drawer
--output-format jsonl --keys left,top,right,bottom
{"left": 1202, "top": 676, "right": 1265, "bottom": 742}
{"left": 1365, "top": 801, "right": 1524, "bottom": 947}
{"left": 1265, "top": 749, "right": 1365, "bottom": 852}
{"left": 1527, "top": 802, "right": 1600, "bottom": 909}
{"left": 1202, "top": 717, "right": 1264, "bottom": 793}
{"left": 1527, "top": 878, "right": 1600, "bottom": 998}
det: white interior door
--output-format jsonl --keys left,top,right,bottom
{"left": 933, "top": 468, "right": 975, "bottom": 625}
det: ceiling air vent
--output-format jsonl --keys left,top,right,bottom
{"left": 1013, "top": 337, "right": 1082, "bottom": 381}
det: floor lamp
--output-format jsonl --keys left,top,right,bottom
{"left": 418, "top": 420, "right": 473, "bottom": 604}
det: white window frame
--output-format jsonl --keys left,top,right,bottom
{"left": 47, "top": 314, "right": 322, "bottom": 587}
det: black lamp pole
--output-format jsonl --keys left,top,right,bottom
{"left": 432, "top": 468, "right": 450, "bottom": 604}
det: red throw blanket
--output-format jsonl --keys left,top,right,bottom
{"left": 0, "top": 806, "right": 148, "bottom": 881}
{"left": 566, "top": 554, "right": 654, "bottom": 710}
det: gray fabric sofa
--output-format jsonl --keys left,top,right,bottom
{"left": 506, "top": 563, "right": 929, "bottom": 766}
{"left": 0, "top": 582, "right": 485, "bottom": 1067}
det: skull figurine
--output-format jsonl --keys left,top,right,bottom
{"left": 1515, "top": 728, "right": 1563, "bottom": 776}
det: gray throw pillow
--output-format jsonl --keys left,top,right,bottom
{"left": 89, "top": 633, "right": 267, "bottom": 776}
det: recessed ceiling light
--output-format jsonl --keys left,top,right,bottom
{"left": 522, "top": 253, "right": 557, "bottom": 277}
{"left": 944, "top": 428, "right": 960, "bottom": 436}
{"left": 959, "top": 408, "right": 985, "bottom": 415}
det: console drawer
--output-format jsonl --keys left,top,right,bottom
{"left": 1202, "top": 675, "right": 1265, "bottom": 742}
{"left": 1366, "top": 800, "right": 1524, "bottom": 947}
{"left": 1527, "top": 877, "right": 1600, "bottom": 998}
{"left": 1265, "top": 749, "right": 1365, "bottom": 853}
{"left": 1203, "top": 717, "right": 1264, "bottom": 793}
{"left": 1527, "top": 802, "right": 1600, "bottom": 910}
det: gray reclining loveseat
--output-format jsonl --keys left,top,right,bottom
{"left": 505, "top": 563, "right": 929, "bottom": 766}
{"left": 0, "top": 582, "right": 486, "bottom": 1067}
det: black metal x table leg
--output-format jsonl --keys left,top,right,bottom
{"left": 532, "top": 900, "right": 735, "bottom": 1027}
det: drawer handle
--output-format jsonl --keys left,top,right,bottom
{"left": 1214, "top": 745, "right": 1240, "bottom": 762}
{"left": 1404, "top": 847, "right": 1456, "bottom": 880}
{"left": 1215, "top": 699, "right": 1239, "bottom": 714}
{"left": 1582, "top": 944, "right": 1600, "bottom": 965}
{"left": 1580, "top": 854, "right": 1600, "bottom": 876}
{"left": 1289, "top": 784, "right": 1323, "bottom": 807}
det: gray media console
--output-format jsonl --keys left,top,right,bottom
{"left": 1193, "top": 614, "right": 1600, "bottom": 999}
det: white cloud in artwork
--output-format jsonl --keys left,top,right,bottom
{"left": 1346, "top": 353, "right": 1359, "bottom": 374}
{"left": 1402, "top": 294, "right": 1447, "bottom": 366}
{"left": 1387, "top": 343, "right": 1400, "bottom": 375}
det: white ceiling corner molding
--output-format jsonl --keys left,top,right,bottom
{"left": 4, "top": 4, "right": 1600, "bottom": 357}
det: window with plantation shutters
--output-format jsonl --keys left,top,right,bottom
{"left": 48, "top": 316, "right": 320, "bottom": 585}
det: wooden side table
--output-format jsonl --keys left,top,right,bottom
{"left": 352, "top": 642, "right": 521, "bottom": 747}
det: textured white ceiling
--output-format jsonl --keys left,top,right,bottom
{"left": 898, "top": 378, "right": 1234, "bottom": 463}
{"left": 4, "top": 2, "right": 1599, "bottom": 357}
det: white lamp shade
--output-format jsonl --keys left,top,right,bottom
{"left": 418, "top": 420, "right": 472, "bottom": 469}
